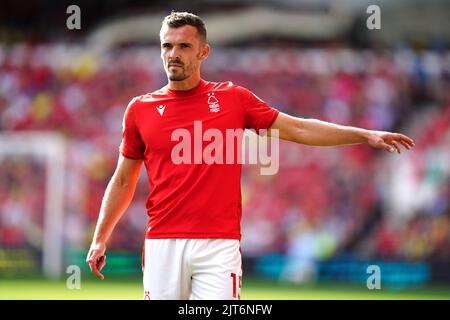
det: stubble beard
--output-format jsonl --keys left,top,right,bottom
{"left": 168, "top": 65, "right": 189, "bottom": 81}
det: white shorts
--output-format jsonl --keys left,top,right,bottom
{"left": 142, "top": 238, "right": 242, "bottom": 300}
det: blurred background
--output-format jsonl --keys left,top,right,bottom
{"left": 0, "top": 0, "right": 450, "bottom": 299}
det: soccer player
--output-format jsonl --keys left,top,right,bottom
{"left": 86, "top": 11, "right": 415, "bottom": 300}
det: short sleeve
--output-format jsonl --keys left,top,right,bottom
{"left": 237, "top": 86, "right": 279, "bottom": 133}
{"left": 119, "top": 98, "right": 145, "bottom": 159}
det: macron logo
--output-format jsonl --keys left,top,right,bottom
{"left": 156, "top": 105, "right": 166, "bottom": 116}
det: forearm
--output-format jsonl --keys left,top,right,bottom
{"left": 292, "top": 118, "right": 372, "bottom": 146}
{"left": 91, "top": 175, "right": 137, "bottom": 246}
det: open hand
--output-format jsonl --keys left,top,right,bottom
{"left": 367, "top": 131, "right": 415, "bottom": 154}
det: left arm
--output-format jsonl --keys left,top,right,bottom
{"left": 269, "top": 112, "right": 415, "bottom": 153}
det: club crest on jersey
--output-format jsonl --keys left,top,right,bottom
{"left": 207, "top": 92, "right": 220, "bottom": 113}
{"left": 156, "top": 105, "right": 166, "bottom": 116}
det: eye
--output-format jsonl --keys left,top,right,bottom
{"left": 181, "top": 43, "right": 190, "bottom": 49}
{"left": 162, "top": 43, "right": 172, "bottom": 49}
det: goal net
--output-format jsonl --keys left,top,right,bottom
{"left": 0, "top": 132, "right": 65, "bottom": 279}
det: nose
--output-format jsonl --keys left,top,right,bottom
{"left": 168, "top": 47, "right": 181, "bottom": 60}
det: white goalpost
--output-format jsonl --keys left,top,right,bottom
{"left": 0, "top": 132, "right": 66, "bottom": 278}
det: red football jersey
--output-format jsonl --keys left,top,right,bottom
{"left": 120, "top": 79, "right": 279, "bottom": 239}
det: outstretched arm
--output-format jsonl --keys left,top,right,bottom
{"left": 86, "top": 154, "right": 143, "bottom": 279}
{"left": 269, "top": 112, "right": 415, "bottom": 153}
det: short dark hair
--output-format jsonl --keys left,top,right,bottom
{"left": 161, "top": 11, "right": 207, "bottom": 42}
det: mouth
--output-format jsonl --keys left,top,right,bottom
{"left": 169, "top": 64, "right": 183, "bottom": 68}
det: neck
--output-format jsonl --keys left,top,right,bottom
{"left": 168, "top": 73, "right": 202, "bottom": 91}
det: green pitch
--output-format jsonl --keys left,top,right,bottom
{"left": 1, "top": 277, "right": 449, "bottom": 300}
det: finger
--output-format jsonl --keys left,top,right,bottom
{"left": 381, "top": 143, "right": 394, "bottom": 153}
{"left": 399, "top": 139, "right": 412, "bottom": 150}
{"left": 402, "top": 138, "right": 415, "bottom": 148}
{"left": 87, "top": 258, "right": 97, "bottom": 272}
{"left": 97, "top": 255, "right": 106, "bottom": 272}
{"left": 91, "top": 262, "right": 105, "bottom": 279}
{"left": 396, "top": 135, "right": 413, "bottom": 148}
{"left": 398, "top": 134, "right": 415, "bottom": 146}
{"left": 94, "top": 269, "right": 105, "bottom": 280}
{"left": 87, "top": 260, "right": 98, "bottom": 276}
{"left": 391, "top": 141, "right": 401, "bottom": 154}
{"left": 86, "top": 253, "right": 95, "bottom": 272}
{"left": 87, "top": 256, "right": 105, "bottom": 279}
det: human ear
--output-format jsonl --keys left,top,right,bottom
{"left": 199, "top": 44, "right": 210, "bottom": 60}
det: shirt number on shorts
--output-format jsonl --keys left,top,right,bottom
{"left": 230, "top": 272, "right": 242, "bottom": 299}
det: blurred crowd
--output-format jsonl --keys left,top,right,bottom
{"left": 0, "top": 44, "right": 449, "bottom": 269}
{"left": 370, "top": 104, "right": 450, "bottom": 262}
